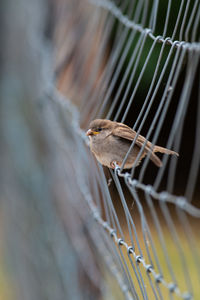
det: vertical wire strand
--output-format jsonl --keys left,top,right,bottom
{"left": 162, "top": 0, "right": 172, "bottom": 38}
{"left": 84, "top": 0, "right": 134, "bottom": 122}
{"left": 153, "top": 48, "right": 198, "bottom": 191}
{"left": 138, "top": 44, "right": 185, "bottom": 185}
{"left": 184, "top": 54, "right": 200, "bottom": 201}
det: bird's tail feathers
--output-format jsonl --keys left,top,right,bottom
{"left": 146, "top": 145, "right": 179, "bottom": 167}
{"left": 153, "top": 146, "right": 179, "bottom": 156}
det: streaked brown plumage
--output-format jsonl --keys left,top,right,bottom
{"left": 86, "top": 119, "right": 179, "bottom": 169}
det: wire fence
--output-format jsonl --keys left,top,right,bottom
{"left": 55, "top": 0, "right": 200, "bottom": 299}
{"left": 1, "top": 0, "right": 200, "bottom": 299}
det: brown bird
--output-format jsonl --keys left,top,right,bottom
{"left": 86, "top": 119, "right": 179, "bottom": 169}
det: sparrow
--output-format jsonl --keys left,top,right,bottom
{"left": 86, "top": 119, "right": 179, "bottom": 169}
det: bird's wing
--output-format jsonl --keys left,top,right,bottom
{"left": 112, "top": 124, "right": 152, "bottom": 148}
{"left": 112, "top": 124, "right": 162, "bottom": 167}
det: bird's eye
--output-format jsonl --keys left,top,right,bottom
{"left": 97, "top": 128, "right": 102, "bottom": 132}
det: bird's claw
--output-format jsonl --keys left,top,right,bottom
{"left": 110, "top": 161, "right": 119, "bottom": 169}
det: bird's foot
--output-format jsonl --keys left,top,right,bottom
{"left": 110, "top": 161, "right": 119, "bottom": 169}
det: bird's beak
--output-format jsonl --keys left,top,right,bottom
{"left": 86, "top": 129, "right": 99, "bottom": 136}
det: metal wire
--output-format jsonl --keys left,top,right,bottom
{"left": 54, "top": 0, "right": 200, "bottom": 299}
{"left": 50, "top": 86, "right": 199, "bottom": 299}
{"left": 89, "top": 0, "right": 200, "bottom": 49}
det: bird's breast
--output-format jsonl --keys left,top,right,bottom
{"left": 90, "top": 135, "right": 139, "bottom": 168}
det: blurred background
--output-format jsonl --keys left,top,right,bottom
{"left": 1, "top": 0, "right": 200, "bottom": 299}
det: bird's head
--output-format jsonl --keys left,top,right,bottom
{"left": 86, "top": 119, "right": 114, "bottom": 141}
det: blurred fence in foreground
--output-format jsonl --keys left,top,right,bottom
{"left": 1, "top": 0, "right": 200, "bottom": 299}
